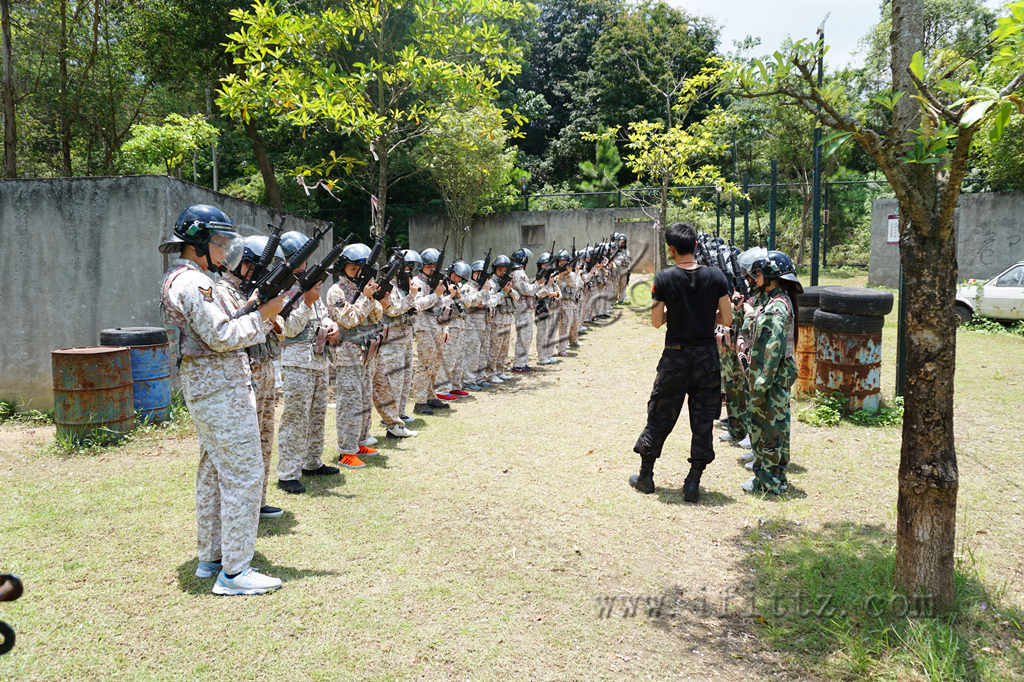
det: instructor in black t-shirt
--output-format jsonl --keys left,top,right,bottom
{"left": 630, "top": 222, "right": 731, "bottom": 502}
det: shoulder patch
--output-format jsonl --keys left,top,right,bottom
{"left": 198, "top": 286, "right": 214, "bottom": 303}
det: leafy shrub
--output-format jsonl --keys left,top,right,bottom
{"left": 798, "top": 392, "right": 903, "bottom": 427}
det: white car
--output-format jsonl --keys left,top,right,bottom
{"left": 955, "top": 261, "right": 1024, "bottom": 323}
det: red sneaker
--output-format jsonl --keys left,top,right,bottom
{"left": 436, "top": 393, "right": 458, "bottom": 400}
{"left": 357, "top": 445, "right": 379, "bottom": 456}
{"left": 451, "top": 389, "right": 469, "bottom": 396}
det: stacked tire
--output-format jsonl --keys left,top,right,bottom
{"left": 99, "top": 327, "right": 172, "bottom": 423}
{"left": 813, "top": 287, "right": 894, "bottom": 413}
{"left": 794, "top": 286, "right": 833, "bottom": 396}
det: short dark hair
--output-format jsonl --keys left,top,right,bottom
{"left": 665, "top": 222, "right": 696, "bottom": 255}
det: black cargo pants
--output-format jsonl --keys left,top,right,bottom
{"left": 634, "top": 343, "right": 722, "bottom": 465}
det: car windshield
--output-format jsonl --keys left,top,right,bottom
{"left": 994, "top": 265, "right": 1024, "bottom": 287}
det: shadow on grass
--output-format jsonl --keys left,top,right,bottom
{"left": 257, "top": 510, "right": 298, "bottom": 537}
{"left": 656, "top": 486, "right": 736, "bottom": 507}
{"left": 731, "top": 521, "right": 1024, "bottom": 680}
{"left": 304, "top": 471, "right": 352, "bottom": 498}
{"left": 175, "top": 551, "right": 342, "bottom": 596}
{"left": 633, "top": 521, "right": 1024, "bottom": 679}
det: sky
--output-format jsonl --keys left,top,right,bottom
{"left": 672, "top": 0, "right": 1008, "bottom": 68}
{"left": 669, "top": 0, "right": 889, "bottom": 68}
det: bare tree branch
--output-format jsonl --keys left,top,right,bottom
{"left": 907, "top": 68, "right": 958, "bottom": 124}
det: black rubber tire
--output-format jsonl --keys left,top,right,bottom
{"left": 797, "top": 306, "right": 818, "bottom": 323}
{"left": 813, "top": 309, "right": 885, "bottom": 334}
{"left": 100, "top": 326, "right": 168, "bottom": 347}
{"left": 819, "top": 286, "right": 894, "bottom": 316}
{"left": 797, "top": 285, "right": 835, "bottom": 308}
{"left": 954, "top": 303, "right": 974, "bottom": 326}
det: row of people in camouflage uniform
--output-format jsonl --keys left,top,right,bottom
{"left": 160, "top": 203, "right": 633, "bottom": 595}
{"left": 715, "top": 247, "right": 802, "bottom": 495}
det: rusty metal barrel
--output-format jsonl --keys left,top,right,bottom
{"left": 52, "top": 346, "right": 135, "bottom": 441}
{"left": 813, "top": 287, "right": 894, "bottom": 413}
{"left": 100, "top": 327, "right": 171, "bottom": 423}
{"left": 794, "top": 286, "right": 833, "bottom": 397}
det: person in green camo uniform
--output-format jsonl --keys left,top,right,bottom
{"left": 742, "top": 249, "right": 803, "bottom": 495}
{"left": 718, "top": 247, "right": 767, "bottom": 450}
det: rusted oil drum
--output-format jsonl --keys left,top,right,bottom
{"left": 813, "top": 286, "right": 894, "bottom": 413}
{"left": 795, "top": 322, "right": 817, "bottom": 396}
{"left": 794, "top": 286, "right": 833, "bottom": 397}
{"left": 52, "top": 346, "right": 135, "bottom": 441}
{"left": 100, "top": 327, "right": 171, "bottom": 423}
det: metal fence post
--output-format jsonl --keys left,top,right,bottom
{"left": 742, "top": 173, "right": 750, "bottom": 249}
{"left": 823, "top": 182, "right": 830, "bottom": 267}
{"left": 715, "top": 191, "right": 721, "bottom": 237}
{"left": 769, "top": 160, "right": 778, "bottom": 250}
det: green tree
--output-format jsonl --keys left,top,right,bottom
{"left": 509, "top": 0, "right": 623, "bottom": 187}
{"left": 121, "top": 112, "right": 218, "bottom": 176}
{"left": 592, "top": 61, "right": 739, "bottom": 270}
{"left": 412, "top": 104, "right": 518, "bottom": 256}
{"left": 217, "top": 0, "right": 530, "bottom": 232}
{"left": 576, "top": 131, "right": 622, "bottom": 207}
{"left": 727, "top": 0, "right": 1024, "bottom": 609}
{"left": 587, "top": 0, "right": 719, "bottom": 127}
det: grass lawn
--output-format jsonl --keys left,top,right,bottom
{"left": 1, "top": 268, "right": 1022, "bottom": 680}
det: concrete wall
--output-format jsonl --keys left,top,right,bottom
{"left": 869, "top": 192, "right": 1024, "bottom": 288}
{"left": 1, "top": 175, "right": 323, "bottom": 408}
{"left": 408, "top": 207, "right": 661, "bottom": 274}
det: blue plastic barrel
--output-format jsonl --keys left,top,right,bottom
{"left": 100, "top": 327, "right": 171, "bottom": 423}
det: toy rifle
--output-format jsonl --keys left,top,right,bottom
{"left": 479, "top": 247, "right": 493, "bottom": 286}
{"left": 374, "top": 248, "right": 405, "bottom": 300}
{"left": 279, "top": 231, "right": 354, "bottom": 319}
{"left": 240, "top": 216, "right": 285, "bottom": 296}
{"left": 348, "top": 219, "right": 391, "bottom": 303}
{"left": 232, "top": 222, "right": 330, "bottom": 318}
{"left": 427, "top": 233, "right": 450, "bottom": 290}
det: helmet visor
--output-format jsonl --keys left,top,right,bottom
{"left": 210, "top": 232, "right": 245, "bottom": 272}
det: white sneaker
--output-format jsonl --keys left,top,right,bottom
{"left": 359, "top": 436, "right": 378, "bottom": 447}
{"left": 500, "top": 373, "right": 514, "bottom": 380}
{"left": 719, "top": 432, "right": 735, "bottom": 442}
{"left": 745, "top": 460, "right": 754, "bottom": 471}
{"left": 490, "top": 375, "right": 504, "bottom": 384}
{"left": 715, "top": 420, "right": 729, "bottom": 431}
{"left": 387, "top": 424, "right": 418, "bottom": 438}
{"left": 741, "top": 477, "right": 757, "bottom": 493}
{"left": 212, "top": 567, "right": 282, "bottom": 596}
{"left": 740, "top": 450, "right": 755, "bottom": 463}
{"left": 737, "top": 436, "right": 751, "bottom": 449}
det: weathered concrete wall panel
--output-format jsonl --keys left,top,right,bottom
{"left": 869, "top": 193, "right": 1024, "bottom": 288}
{"left": 409, "top": 208, "right": 660, "bottom": 274}
{"left": 1, "top": 175, "right": 321, "bottom": 408}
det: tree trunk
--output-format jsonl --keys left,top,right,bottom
{"left": 890, "top": 0, "right": 958, "bottom": 610}
{"left": 1, "top": 0, "right": 15, "bottom": 178}
{"left": 58, "top": 0, "right": 72, "bottom": 176}
{"left": 242, "top": 119, "right": 281, "bottom": 209}
{"left": 375, "top": 136, "right": 389, "bottom": 235}
{"left": 896, "top": 220, "right": 958, "bottom": 610}
{"left": 657, "top": 174, "right": 668, "bottom": 270}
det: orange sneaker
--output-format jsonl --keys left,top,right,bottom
{"left": 357, "top": 445, "right": 379, "bottom": 456}
{"left": 338, "top": 453, "right": 366, "bottom": 468}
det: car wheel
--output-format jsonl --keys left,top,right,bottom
{"left": 954, "top": 303, "right": 973, "bottom": 326}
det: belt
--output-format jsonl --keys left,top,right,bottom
{"left": 665, "top": 341, "right": 715, "bottom": 350}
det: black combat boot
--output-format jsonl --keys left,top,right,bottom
{"left": 628, "top": 454, "right": 657, "bottom": 494}
{"left": 682, "top": 462, "right": 706, "bottom": 503}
